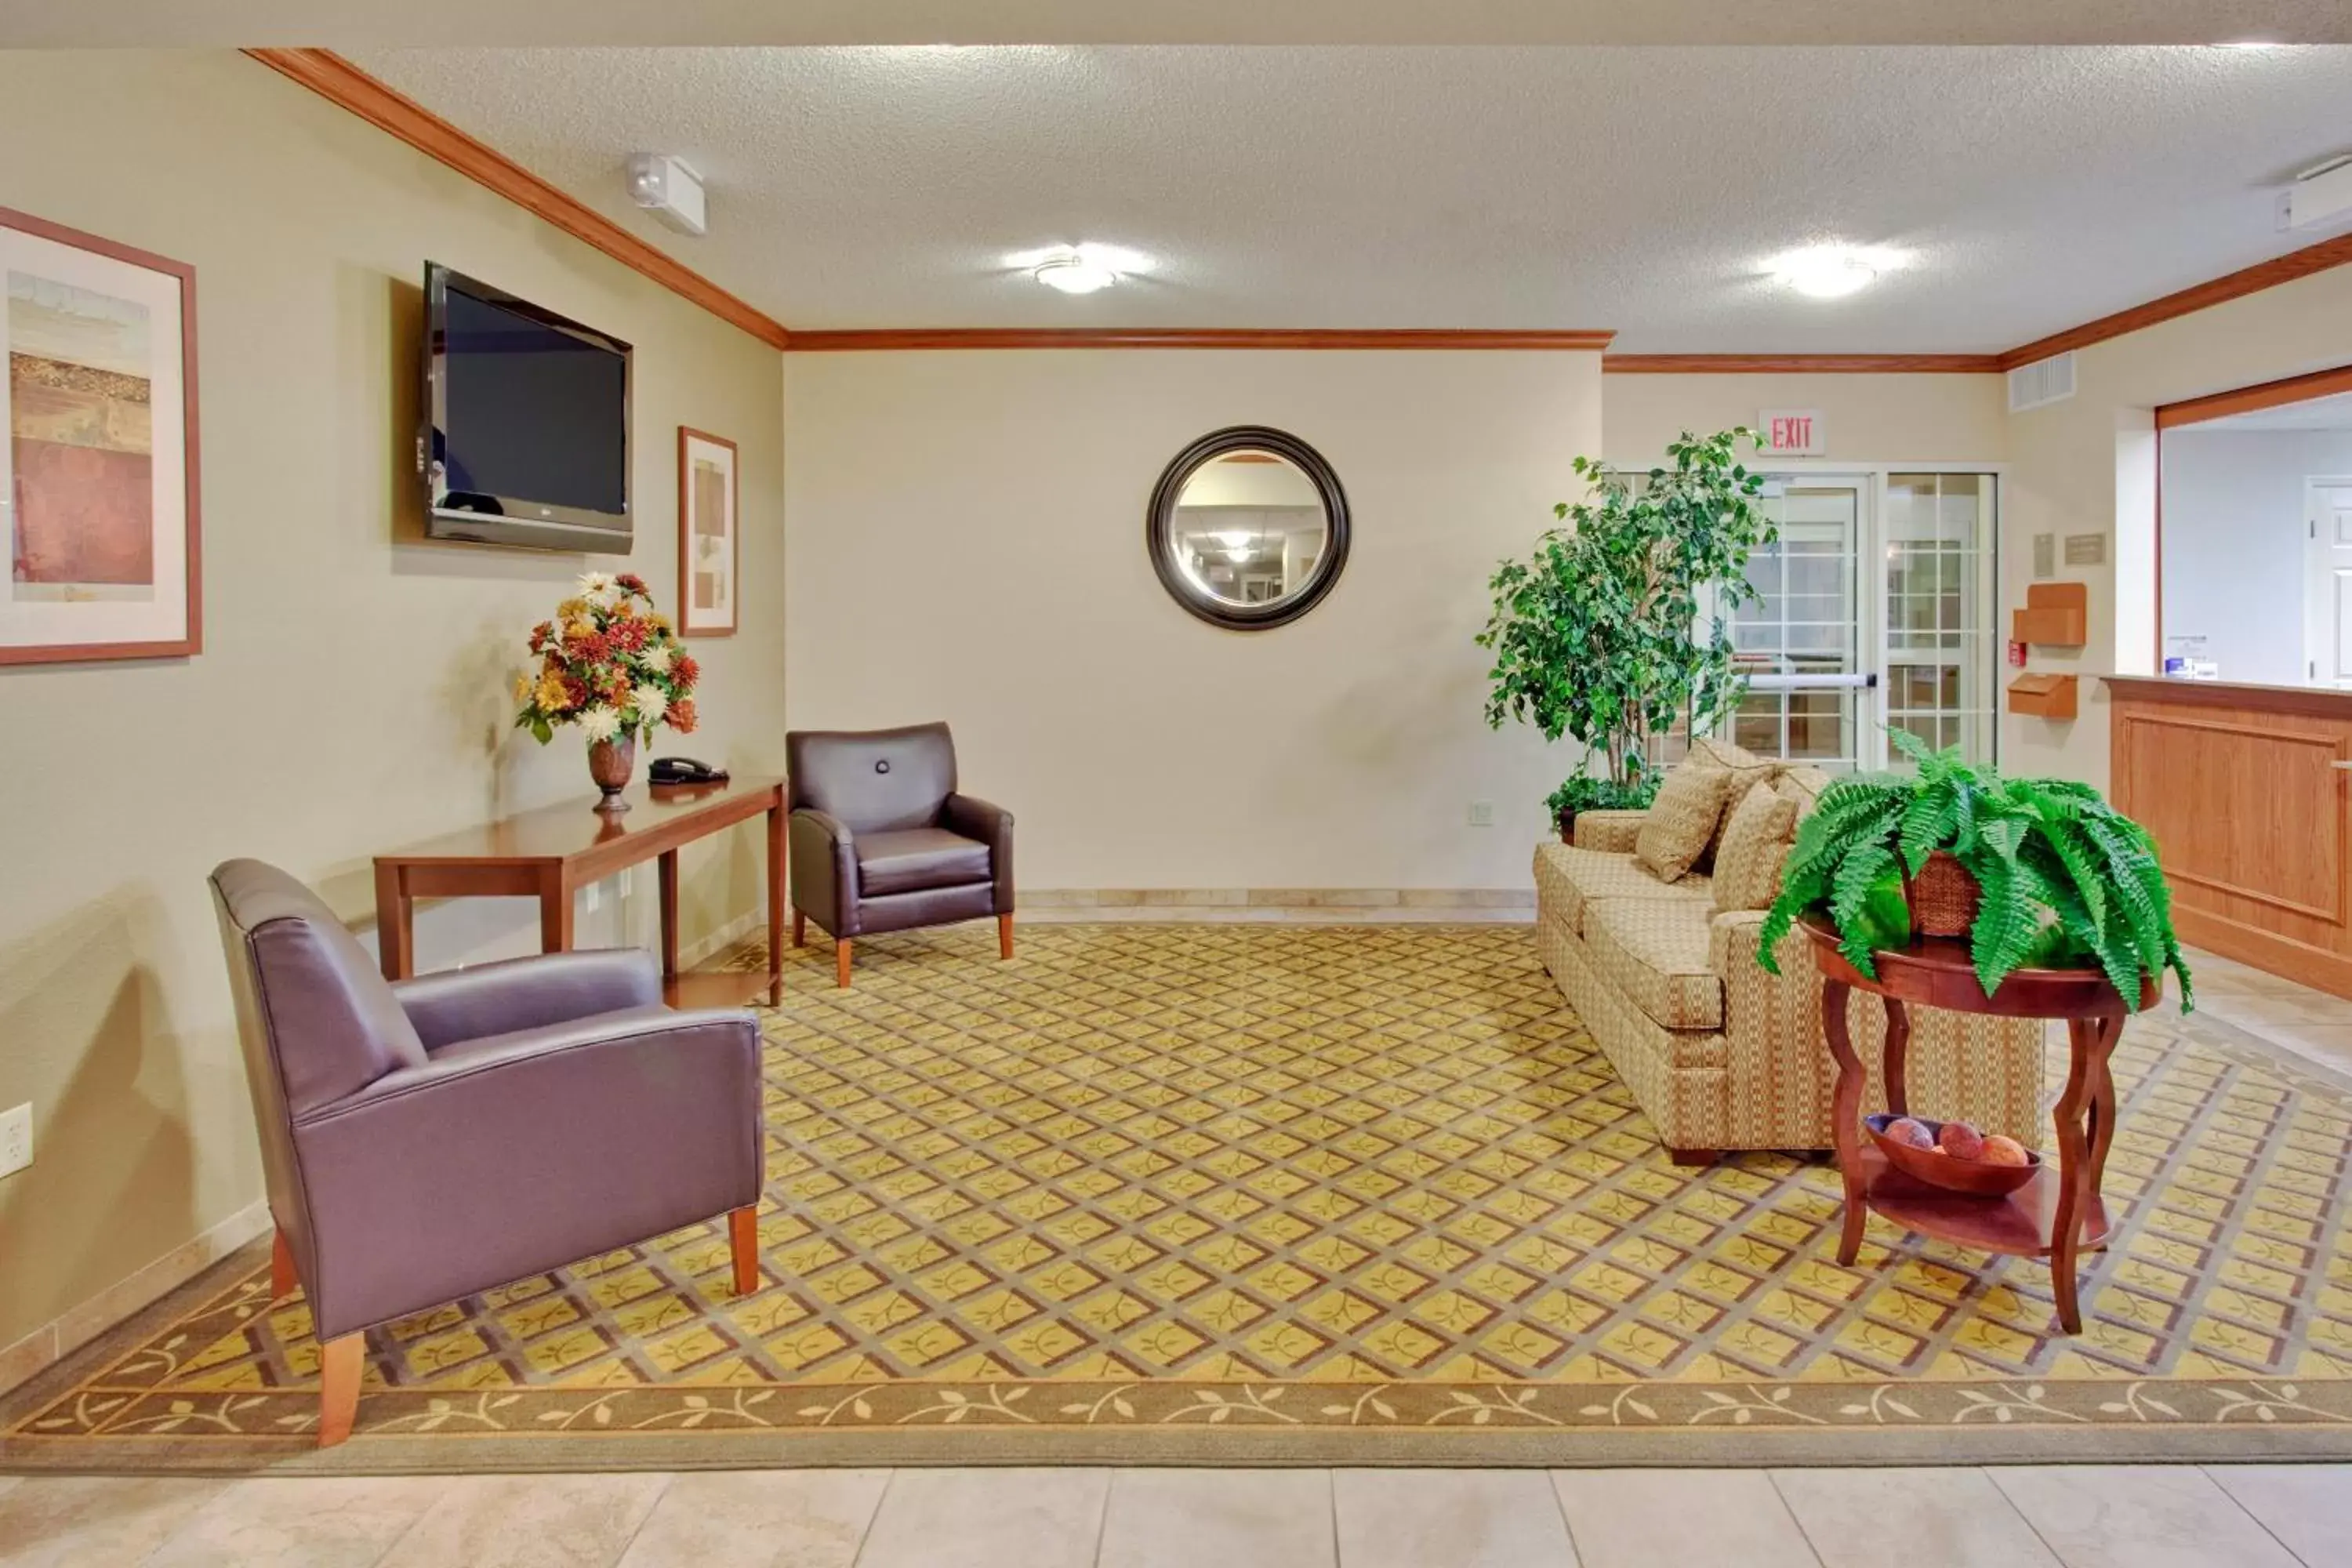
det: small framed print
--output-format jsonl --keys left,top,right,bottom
{"left": 677, "top": 426, "right": 737, "bottom": 637}
{"left": 0, "top": 206, "right": 201, "bottom": 666}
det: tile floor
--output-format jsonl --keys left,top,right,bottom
{"left": 1, "top": 1464, "right": 2345, "bottom": 1566}
{"left": 8, "top": 931, "right": 2352, "bottom": 1568}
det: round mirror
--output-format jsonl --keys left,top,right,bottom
{"left": 1147, "top": 426, "right": 1349, "bottom": 630}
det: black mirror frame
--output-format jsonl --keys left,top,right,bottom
{"left": 1145, "top": 425, "right": 1351, "bottom": 630}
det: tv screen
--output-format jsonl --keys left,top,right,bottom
{"left": 423, "top": 264, "right": 631, "bottom": 550}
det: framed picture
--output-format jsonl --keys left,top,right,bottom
{"left": 0, "top": 206, "right": 200, "bottom": 666}
{"left": 677, "top": 426, "right": 737, "bottom": 637}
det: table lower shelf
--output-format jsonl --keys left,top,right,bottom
{"left": 662, "top": 964, "right": 782, "bottom": 1011}
{"left": 1856, "top": 1147, "right": 2110, "bottom": 1258}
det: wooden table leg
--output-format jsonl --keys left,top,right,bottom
{"left": 538, "top": 868, "right": 574, "bottom": 956}
{"left": 1880, "top": 994, "right": 1910, "bottom": 1117}
{"left": 1822, "top": 978, "right": 1867, "bottom": 1265}
{"left": 766, "top": 801, "right": 786, "bottom": 1006}
{"left": 2048, "top": 1011, "right": 2120, "bottom": 1335}
{"left": 656, "top": 850, "right": 681, "bottom": 980}
{"left": 372, "top": 862, "right": 414, "bottom": 982}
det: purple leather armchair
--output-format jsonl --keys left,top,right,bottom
{"left": 786, "top": 721, "right": 1015, "bottom": 986}
{"left": 209, "top": 858, "right": 764, "bottom": 1446}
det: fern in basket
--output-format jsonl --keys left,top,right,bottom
{"left": 1757, "top": 731, "right": 2192, "bottom": 1010}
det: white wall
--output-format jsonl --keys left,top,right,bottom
{"left": 2161, "top": 428, "right": 2352, "bottom": 687}
{"left": 0, "top": 52, "right": 786, "bottom": 1364}
{"left": 1602, "top": 372, "right": 2009, "bottom": 467}
{"left": 784, "top": 349, "right": 1603, "bottom": 890}
{"left": 2004, "top": 264, "right": 2352, "bottom": 789}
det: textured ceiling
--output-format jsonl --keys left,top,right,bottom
{"left": 345, "top": 46, "right": 2352, "bottom": 351}
{"left": 17, "top": 2, "right": 2352, "bottom": 47}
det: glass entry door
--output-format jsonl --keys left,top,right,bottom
{"left": 1721, "top": 471, "right": 1999, "bottom": 773}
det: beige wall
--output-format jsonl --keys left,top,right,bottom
{"left": 2003, "top": 265, "right": 2352, "bottom": 789}
{"left": 0, "top": 52, "right": 786, "bottom": 1367}
{"left": 1602, "top": 372, "right": 2009, "bottom": 467}
{"left": 784, "top": 349, "right": 1603, "bottom": 891}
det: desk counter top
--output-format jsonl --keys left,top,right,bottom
{"left": 377, "top": 775, "right": 785, "bottom": 866}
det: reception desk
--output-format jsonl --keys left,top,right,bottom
{"left": 2107, "top": 677, "right": 2352, "bottom": 999}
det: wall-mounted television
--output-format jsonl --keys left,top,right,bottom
{"left": 422, "top": 263, "right": 632, "bottom": 551}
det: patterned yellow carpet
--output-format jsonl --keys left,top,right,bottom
{"left": 8, "top": 921, "right": 2352, "bottom": 1470}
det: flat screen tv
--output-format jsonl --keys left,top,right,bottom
{"left": 422, "top": 263, "right": 632, "bottom": 551}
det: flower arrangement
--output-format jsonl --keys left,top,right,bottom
{"left": 514, "top": 572, "right": 700, "bottom": 750}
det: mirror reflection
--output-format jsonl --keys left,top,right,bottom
{"left": 1170, "top": 452, "right": 1329, "bottom": 608}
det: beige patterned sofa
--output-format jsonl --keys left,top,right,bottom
{"left": 1534, "top": 746, "right": 2043, "bottom": 1162}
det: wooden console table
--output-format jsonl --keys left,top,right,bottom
{"left": 373, "top": 776, "right": 786, "bottom": 1007}
{"left": 1801, "top": 913, "right": 2156, "bottom": 1334}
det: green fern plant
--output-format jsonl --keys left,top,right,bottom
{"left": 1756, "top": 731, "right": 2192, "bottom": 1010}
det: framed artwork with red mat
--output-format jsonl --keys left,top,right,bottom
{"left": 0, "top": 206, "right": 200, "bottom": 666}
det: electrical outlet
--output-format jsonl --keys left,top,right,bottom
{"left": 0, "top": 1103, "right": 31, "bottom": 1181}
{"left": 1468, "top": 800, "right": 1495, "bottom": 827}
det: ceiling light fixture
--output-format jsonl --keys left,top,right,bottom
{"left": 1213, "top": 530, "right": 1254, "bottom": 550}
{"left": 1768, "top": 245, "right": 1896, "bottom": 299}
{"left": 626, "top": 153, "right": 707, "bottom": 237}
{"left": 1224, "top": 545, "right": 1254, "bottom": 563}
{"left": 1008, "top": 242, "right": 1152, "bottom": 296}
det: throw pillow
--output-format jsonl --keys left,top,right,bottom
{"left": 1684, "top": 736, "right": 1783, "bottom": 866}
{"left": 1773, "top": 764, "right": 1835, "bottom": 822}
{"left": 1634, "top": 764, "right": 1733, "bottom": 884}
{"left": 1713, "top": 780, "right": 1801, "bottom": 913}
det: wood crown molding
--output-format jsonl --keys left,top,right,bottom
{"left": 1600, "top": 354, "right": 2002, "bottom": 374}
{"left": 250, "top": 50, "right": 2352, "bottom": 373}
{"left": 783, "top": 327, "right": 1615, "bottom": 351}
{"left": 2156, "top": 361, "right": 2352, "bottom": 429}
{"left": 1999, "top": 230, "right": 2352, "bottom": 371}
{"left": 243, "top": 49, "right": 790, "bottom": 351}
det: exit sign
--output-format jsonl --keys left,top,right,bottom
{"left": 1761, "top": 410, "right": 1825, "bottom": 456}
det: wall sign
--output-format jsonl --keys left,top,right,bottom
{"left": 1759, "top": 409, "right": 1825, "bottom": 456}
{"left": 2063, "top": 532, "right": 2107, "bottom": 567}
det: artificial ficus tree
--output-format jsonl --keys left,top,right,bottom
{"left": 1478, "top": 429, "right": 1778, "bottom": 815}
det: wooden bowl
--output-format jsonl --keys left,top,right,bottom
{"left": 1864, "top": 1114, "right": 2039, "bottom": 1197}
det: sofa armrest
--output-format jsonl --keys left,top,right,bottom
{"left": 292, "top": 1006, "right": 762, "bottom": 1338}
{"left": 391, "top": 948, "right": 662, "bottom": 1053}
{"left": 1573, "top": 810, "right": 1648, "bottom": 854}
{"left": 942, "top": 793, "right": 1015, "bottom": 913}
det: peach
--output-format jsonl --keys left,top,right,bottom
{"left": 1981, "top": 1134, "right": 2030, "bottom": 1167}
{"left": 1883, "top": 1116, "right": 1935, "bottom": 1150}
{"left": 1937, "top": 1120, "right": 1985, "bottom": 1160}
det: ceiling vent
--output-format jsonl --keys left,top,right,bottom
{"left": 2007, "top": 352, "right": 2077, "bottom": 413}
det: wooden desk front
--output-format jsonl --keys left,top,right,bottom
{"left": 372, "top": 776, "right": 786, "bottom": 1007}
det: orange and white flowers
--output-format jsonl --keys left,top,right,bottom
{"left": 514, "top": 572, "right": 701, "bottom": 747}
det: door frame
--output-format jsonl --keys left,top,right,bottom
{"left": 2307, "top": 474, "right": 2352, "bottom": 688}
{"left": 1701, "top": 457, "right": 2009, "bottom": 771}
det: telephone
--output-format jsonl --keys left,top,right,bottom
{"left": 650, "top": 756, "right": 729, "bottom": 786}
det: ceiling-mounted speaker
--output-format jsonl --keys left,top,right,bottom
{"left": 626, "top": 153, "right": 707, "bottom": 237}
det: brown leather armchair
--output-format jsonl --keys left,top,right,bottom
{"left": 785, "top": 721, "right": 1015, "bottom": 985}
{"left": 209, "top": 859, "right": 765, "bottom": 1446}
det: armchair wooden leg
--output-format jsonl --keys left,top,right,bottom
{"left": 270, "top": 1227, "right": 296, "bottom": 1301}
{"left": 999, "top": 912, "right": 1014, "bottom": 960}
{"left": 792, "top": 909, "right": 806, "bottom": 947}
{"left": 728, "top": 1204, "right": 760, "bottom": 1296}
{"left": 318, "top": 1333, "right": 363, "bottom": 1449}
{"left": 836, "top": 938, "right": 852, "bottom": 988}
{"left": 1669, "top": 1148, "right": 1720, "bottom": 1168}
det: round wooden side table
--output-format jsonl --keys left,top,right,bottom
{"left": 1798, "top": 913, "right": 2158, "bottom": 1334}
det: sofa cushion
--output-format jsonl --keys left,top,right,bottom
{"left": 1533, "top": 844, "right": 1712, "bottom": 938}
{"left": 1712, "top": 781, "right": 1800, "bottom": 913}
{"left": 1773, "top": 764, "right": 1835, "bottom": 819}
{"left": 1634, "top": 764, "right": 1733, "bottom": 884}
{"left": 855, "top": 827, "right": 992, "bottom": 895}
{"left": 1584, "top": 898, "right": 1724, "bottom": 1031}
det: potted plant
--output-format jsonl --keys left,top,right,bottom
{"left": 1544, "top": 774, "right": 1661, "bottom": 844}
{"left": 514, "top": 571, "right": 702, "bottom": 811}
{"left": 1755, "top": 731, "right": 2193, "bottom": 1008}
{"left": 1479, "top": 429, "right": 1777, "bottom": 835}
